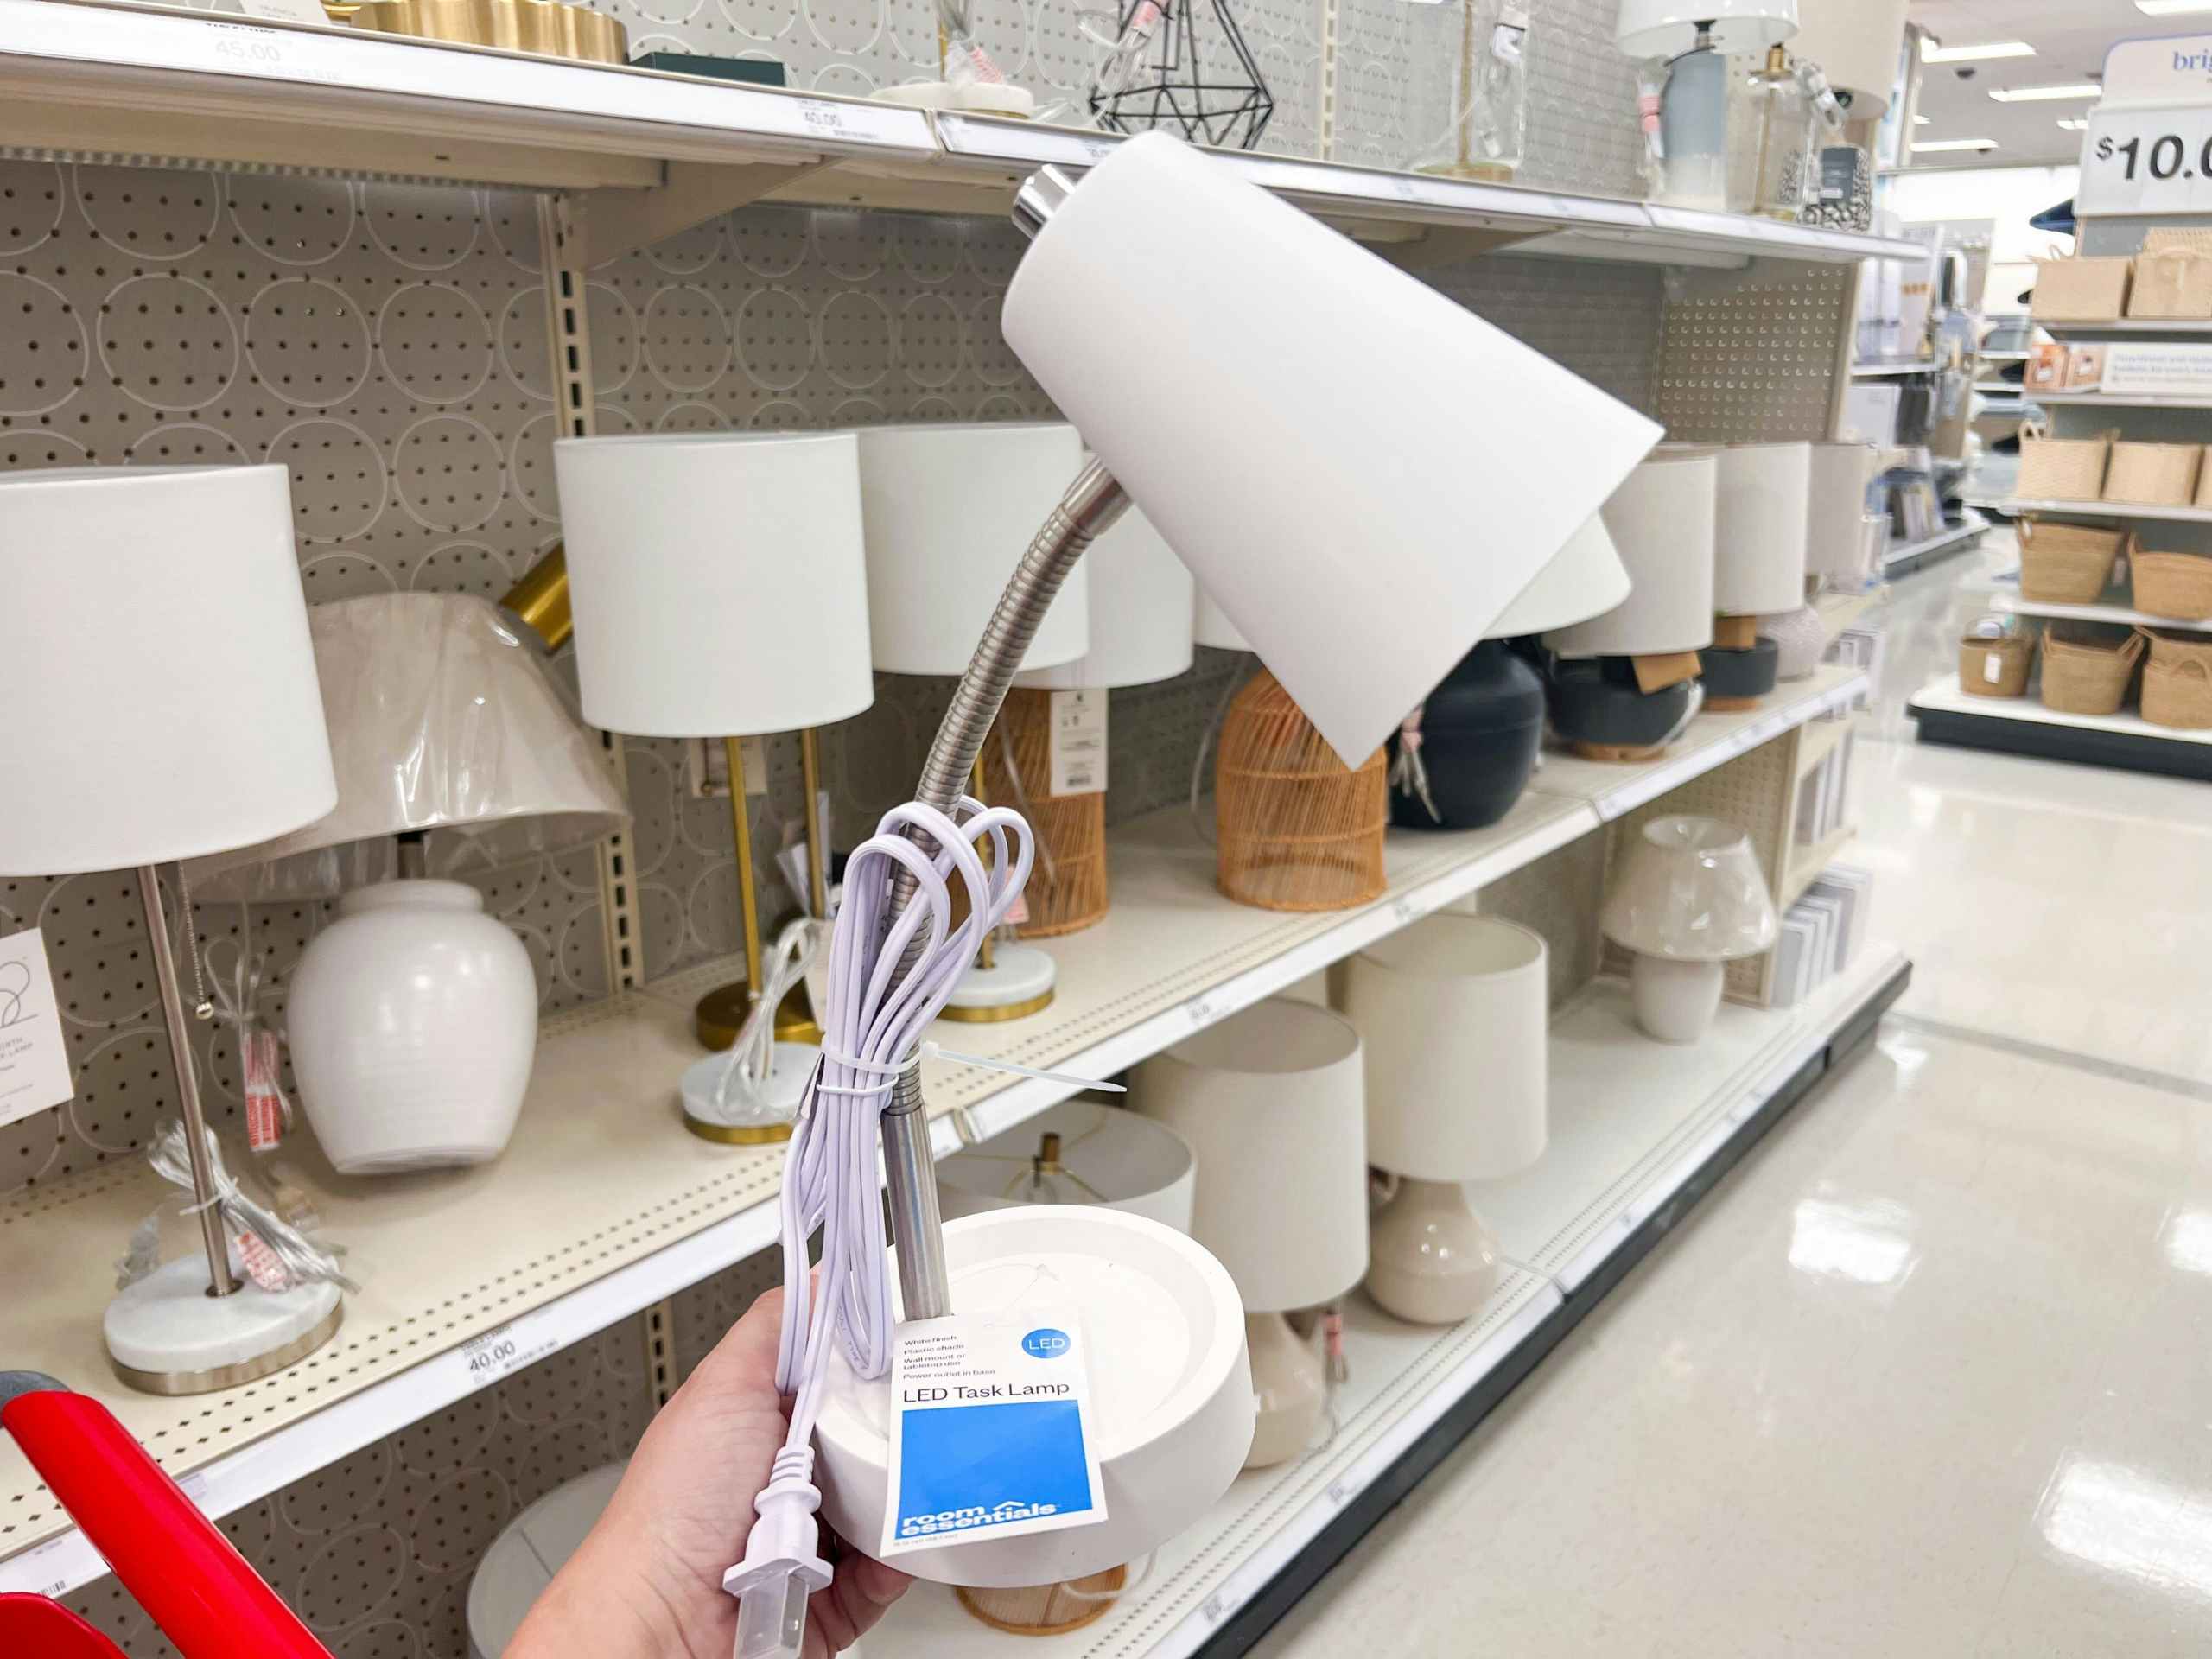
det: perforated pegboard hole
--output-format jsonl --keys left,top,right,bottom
{"left": 377, "top": 281, "right": 493, "bottom": 406}
{"left": 361, "top": 181, "right": 481, "bottom": 271}
{"left": 64, "top": 1030, "right": 168, "bottom": 1154}
{"left": 126, "top": 420, "right": 248, "bottom": 466}
{"left": 392, "top": 413, "right": 505, "bottom": 533}
{"left": 96, "top": 272, "right": 238, "bottom": 412}
{"left": 75, "top": 166, "right": 219, "bottom": 263}
{"left": 0, "top": 158, "right": 64, "bottom": 256}
{"left": 642, "top": 283, "right": 734, "bottom": 391}
{"left": 0, "top": 270, "right": 86, "bottom": 416}
{"left": 228, "top": 174, "right": 358, "bottom": 266}
{"left": 267, "top": 417, "right": 390, "bottom": 543}
{"left": 245, "top": 277, "right": 372, "bottom": 410}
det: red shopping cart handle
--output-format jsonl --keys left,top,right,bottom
{"left": 0, "top": 1593, "right": 129, "bottom": 1656}
{"left": 0, "top": 1372, "right": 332, "bottom": 1659}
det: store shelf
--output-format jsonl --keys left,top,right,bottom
{"left": 1994, "top": 594, "right": 2212, "bottom": 633}
{"left": 1783, "top": 823, "right": 1856, "bottom": 907}
{"left": 0, "top": 0, "right": 1929, "bottom": 268}
{"left": 2030, "top": 391, "right": 2212, "bottom": 409}
{"left": 1852, "top": 358, "right": 1942, "bottom": 377}
{"left": 1884, "top": 512, "right": 1989, "bottom": 576}
{"left": 871, "top": 946, "right": 1910, "bottom": 1659}
{"left": 2041, "top": 321, "right": 2212, "bottom": 339}
{"left": 1794, "top": 715, "right": 1853, "bottom": 778}
{"left": 0, "top": 665, "right": 1866, "bottom": 1595}
{"left": 1815, "top": 588, "right": 1884, "bottom": 641}
{"left": 1980, "top": 349, "right": 2033, "bottom": 362}
{"left": 1991, "top": 498, "right": 2212, "bottom": 525}
{"left": 1909, "top": 672, "right": 2212, "bottom": 780}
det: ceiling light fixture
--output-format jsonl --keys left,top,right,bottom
{"left": 1921, "top": 39, "right": 2035, "bottom": 62}
{"left": 1913, "top": 138, "right": 2001, "bottom": 152}
{"left": 2057, "top": 118, "right": 2089, "bottom": 130}
{"left": 1988, "top": 83, "right": 2102, "bottom": 102}
{"left": 1914, "top": 114, "right": 1929, "bottom": 124}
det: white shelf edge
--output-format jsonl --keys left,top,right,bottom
{"left": 2030, "top": 390, "right": 2212, "bottom": 409}
{"left": 2042, "top": 320, "right": 2212, "bottom": 338}
{"left": 1994, "top": 594, "right": 2212, "bottom": 633}
{"left": 1852, "top": 359, "right": 1943, "bottom": 377}
{"left": 1909, "top": 671, "right": 2212, "bottom": 745}
{"left": 1993, "top": 498, "right": 2212, "bottom": 524}
{"left": 1884, "top": 512, "right": 1989, "bottom": 572}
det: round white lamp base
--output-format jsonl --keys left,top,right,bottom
{"left": 1629, "top": 955, "right": 1726, "bottom": 1044}
{"left": 1243, "top": 1310, "right": 1325, "bottom": 1470}
{"left": 680, "top": 1043, "right": 818, "bottom": 1145}
{"left": 1364, "top": 1178, "right": 1503, "bottom": 1326}
{"left": 814, "top": 1208, "right": 1253, "bottom": 1586}
{"left": 105, "top": 1257, "right": 344, "bottom": 1396}
{"left": 942, "top": 942, "right": 1057, "bottom": 1023}
{"left": 467, "top": 1462, "right": 626, "bottom": 1659}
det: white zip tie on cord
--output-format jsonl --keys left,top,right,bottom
{"left": 811, "top": 1040, "right": 1125, "bottom": 1098}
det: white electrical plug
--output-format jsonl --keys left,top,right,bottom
{"left": 723, "top": 1446, "right": 832, "bottom": 1659}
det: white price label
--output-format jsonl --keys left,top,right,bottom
{"left": 799, "top": 99, "right": 853, "bottom": 137}
{"left": 2079, "top": 105, "right": 2212, "bottom": 217}
{"left": 1079, "top": 136, "right": 1120, "bottom": 164}
{"left": 1199, "top": 1591, "right": 1230, "bottom": 1625}
{"left": 1048, "top": 689, "right": 1108, "bottom": 797}
{"left": 1325, "top": 1476, "right": 1355, "bottom": 1508}
{"left": 1391, "top": 896, "right": 1420, "bottom": 926}
{"left": 1386, "top": 173, "right": 1424, "bottom": 204}
{"left": 18, "top": 1535, "right": 74, "bottom": 1599}
{"left": 1185, "top": 995, "right": 1217, "bottom": 1029}
{"left": 455, "top": 1319, "right": 559, "bottom": 1390}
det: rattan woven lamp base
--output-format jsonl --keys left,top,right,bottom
{"left": 956, "top": 1567, "right": 1129, "bottom": 1636}
{"left": 985, "top": 689, "right": 1110, "bottom": 938}
{"left": 1215, "top": 669, "right": 1388, "bottom": 912}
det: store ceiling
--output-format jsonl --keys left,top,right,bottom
{"left": 1906, "top": 0, "right": 2194, "bottom": 168}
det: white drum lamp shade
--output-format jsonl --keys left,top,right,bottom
{"left": 1788, "top": 0, "right": 1905, "bottom": 118}
{"left": 1131, "top": 996, "right": 1366, "bottom": 1467}
{"left": 189, "top": 594, "right": 630, "bottom": 1175}
{"left": 1713, "top": 442, "right": 1812, "bottom": 616}
{"left": 1016, "top": 499, "right": 1194, "bottom": 690}
{"left": 1602, "top": 816, "right": 1779, "bottom": 1043}
{"left": 1807, "top": 442, "right": 1878, "bottom": 586}
{"left": 1548, "top": 453, "right": 1719, "bottom": 658}
{"left": 1338, "top": 915, "right": 1548, "bottom": 1324}
{"left": 1490, "top": 514, "right": 1632, "bottom": 637}
{"left": 555, "top": 431, "right": 875, "bottom": 738}
{"left": 937, "top": 1099, "right": 1197, "bottom": 1230}
{"left": 1002, "top": 133, "right": 1662, "bottom": 770}
{"left": 1616, "top": 0, "right": 1797, "bottom": 57}
{"left": 855, "top": 423, "right": 1090, "bottom": 677}
{"left": 1193, "top": 585, "right": 1250, "bottom": 652}
{"left": 0, "top": 463, "right": 344, "bottom": 1395}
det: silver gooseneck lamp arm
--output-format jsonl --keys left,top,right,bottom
{"left": 877, "top": 166, "right": 1126, "bottom": 1320}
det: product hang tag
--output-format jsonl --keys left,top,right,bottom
{"left": 0, "top": 926, "right": 74, "bottom": 1128}
{"left": 880, "top": 1306, "right": 1108, "bottom": 1559}
{"left": 1049, "top": 690, "right": 1108, "bottom": 797}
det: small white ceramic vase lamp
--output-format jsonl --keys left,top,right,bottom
{"left": 0, "top": 463, "right": 343, "bottom": 1392}
{"left": 190, "top": 593, "right": 627, "bottom": 1174}
{"left": 1132, "top": 998, "right": 1370, "bottom": 1468}
{"left": 855, "top": 421, "right": 1090, "bottom": 1021}
{"left": 1601, "top": 816, "right": 1780, "bottom": 1044}
{"left": 1338, "top": 915, "right": 1548, "bottom": 1325}
{"left": 938, "top": 1099, "right": 1197, "bottom": 1230}
{"left": 1616, "top": 0, "right": 1798, "bottom": 210}
{"left": 555, "top": 430, "right": 875, "bottom": 1143}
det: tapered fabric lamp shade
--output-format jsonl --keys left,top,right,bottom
{"left": 1548, "top": 453, "right": 1719, "bottom": 658}
{"left": 1787, "top": 0, "right": 1904, "bottom": 117}
{"left": 554, "top": 431, "right": 875, "bottom": 738}
{"left": 1713, "top": 442, "right": 1813, "bottom": 616}
{"left": 1338, "top": 915, "right": 1548, "bottom": 1324}
{"left": 1616, "top": 0, "right": 1796, "bottom": 56}
{"left": 0, "top": 463, "right": 344, "bottom": 1394}
{"left": 855, "top": 423, "right": 1090, "bottom": 676}
{"left": 1806, "top": 442, "right": 1878, "bottom": 586}
{"left": 1602, "top": 815, "right": 1780, "bottom": 1043}
{"left": 1001, "top": 132, "right": 1663, "bottom": 770}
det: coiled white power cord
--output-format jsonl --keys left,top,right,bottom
{"left": 723, "top": 792, "right": 1035, "bottom": 1659}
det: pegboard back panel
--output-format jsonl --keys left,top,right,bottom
{"left": 1453, "top": 818, "right": 1607, "bottom": 1007}
{"left": 1653, "top": 261, "right": 1853, "bottom": 442}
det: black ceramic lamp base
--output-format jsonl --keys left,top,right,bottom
{"left": 1698, "top": 638, "right": 1780, "bottom": 712}
{"left": 1388, "top": 640, "right": 1544, "bottom": 830}
{"left": 1548, "top": 658, "right": 1700, "bottom": 763}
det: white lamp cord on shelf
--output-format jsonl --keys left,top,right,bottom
{"left": 723, "top": 792, "right": 1036, "bottom": 1659}
{"left": 709, "top": 917, "right": 819, "bottom": 1117}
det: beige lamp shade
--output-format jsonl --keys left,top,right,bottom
{"left": 1017, "top": 498, "right": 1194, "bottom": 690}
{"left": 1339, "top": 915, "right": 1548, "bottom": 1181}
{"left": 1131, "top": 997, "right": 1369, "bottom": 1312}
{"left": 855, "top": 422, "right": 1090, "bottom": 676}
{"left": 0, "top": 465, "right": 337, "bottom": 875}
{"left": 554, "top": 431, "right": 876, "bottom": 738}
{"left": 1601, "top": 816, "right": 1779, "bottom": 962}
{"left": 937, "top": 1099, "right": 1197, "bottom": 1230}
{"left": 186, "top": 594, "right": 629, "bottom": 899}
{"left": 1548, "top": 452, "right": 1718, "bottom": 658}
{"left": 1194, "top": 585, "right": 1249, "bottom": 652}
{"left": 1807, "top": 442, "right": 1878, "bottom": 586}
{"left": 1789, "top": 0, "right": 1905, "bottom": 118}
{"left": 1616, "top": 0, "right": 1797, "bottom": 57}
{"left": 1713, "top": 442, "right": 1812, "bottom": 616}
{"left": 1489, "top": 515, "right": 1632, "bottom": 638}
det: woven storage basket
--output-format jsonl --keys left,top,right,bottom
{"left": 1216, "top": 668, "right": 1387, "bottom": 912}
{"left": 2106, "top": 440, "right": 2203, "bottom": 505}
{"left": 2018, "top": 517, "right": 2129, "bottom": 603}
{"left": 2128, "top": 246, "right": 2212, "bottom": 319}
{"left": 2038, "top": 627, "right": 2144, "bottom": 716}
{"left": 2031, "top": 255, "right": 2132, "bottom": 321}
{"left": 1960, "top": 633, "right": 2031, "bottom": 698}
{"left": 2143, "top": 658, "right": 2212, "bottom": 728}
{"left": 2194, "top": 451, "right": 2212, "bottom": 508}
{"left": 2018, "top": 425, "right": 2114, "bottom": 500}
{"left": 957, "top": 1569, "right": 1128, "bottom": 1637}
{"left": 2132, "top": 550, "right": 2212, "bottom": 620}
{"left": 983, "top": 689, "right": 1109, "bottom": 938}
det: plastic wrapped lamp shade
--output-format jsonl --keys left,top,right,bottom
{"left": 854, "top": 423, "right": 1090, "bottom": 677}
{"left": 1616, "top": 0, "right": 1798, "bottom": 56}
{"left": 1001, "top": 132, "right": 1662, "bottom": 770}
{"left": 1807, "top": 442, "right": 1878, "bottom": 587}
{"left": 937, "top": 1099, "right": 1197, "bottom": 1230}
{"left": 1216, "top": 671, "right": 1388, "bottom": 912}
{"left": 0, "top": 465, "right": 335, "bottom": 874}
{"left": 1547, "top": 452, "right": 1719, "bottom": 658}
{"left": 1786, "top": 0, "right": 1904, "bottom": 117}
{"left": 553, "top": 431, "right": 875, "bottom": 738}
{"left": 982, "top": 690, "right": 1110, "bottom": 937}
{"left": 1602, "top": 816, "right": 1780, "bottom": 1043}
{"left": 1713, "top": 442, "right": 1813, "bottom": 616}
{"left": 1015, "top": 498, "right": 1195, "bottom": 691}
{"left": 1194, "top": 585, "right": 1250, "bottom": 652}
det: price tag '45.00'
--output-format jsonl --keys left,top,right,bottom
{"left": 2079, "top": 105, "right": 2212, "bottom": 218}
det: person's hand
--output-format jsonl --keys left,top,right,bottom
{"left": 506, "top": 1287, "right": 911, "bottom": 1659}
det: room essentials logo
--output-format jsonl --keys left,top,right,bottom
{"left": 898, "top": 1498, "right": 1061, "bottom": 1539}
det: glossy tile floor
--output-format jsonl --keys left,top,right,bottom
{"left": 1257, "top": 534, "right": 2212, "bottom": 1657}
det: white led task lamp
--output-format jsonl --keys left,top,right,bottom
{"left": 726, "top": 133, "right": 1662, "bottom": 1657}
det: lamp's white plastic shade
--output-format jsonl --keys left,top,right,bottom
{"left": 1713, "top": 442, "right": 1812, "bottom": 615}
{"left": 1548, "top": 452, "right": 1719, "bottom": 658}
{"left": 1616, "top": 0, "right": 1798, "bottom": 58}
{"left": 1194, "top": 585, "right": 1249, "bottom": 652}
{"left": 187, "top": 594, "right": 629, "bottom": 899}
{"left": 937, "top": 1099, "right": 1197, "bottom": 1230}
{"left": 1131, "top": 997, "right": 1368, "bottom": 1312}
{"left": 1601, "top": 815, "right": 1779, "bottom": 962}
{"left": 1489, "top": 514, "right": 1632, "bottom": 638}
{"left": 854, "top": 423, "right": 1090, "bottom": 676}
{"left": 1002, "top": 134, "right": 1662, "bottom": 769}
{"left": 554, "top": 432, "right": 875, "bottom": 737}
{"left": 1340, "top": 915, "right": 1548, "bottom": 1181}
{"left": 0, "top": 464, "right": 335, "bottom": 875}
{"left": 1787, "top": 0, "right": 1905, "bottom": 117}
{"left": 1807, "top": 441, "right": 1878, "bottom": 584}
{"left": 1016, "top": 500, "right": 1194, "bottom": 690}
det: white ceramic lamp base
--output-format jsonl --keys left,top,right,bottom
{"left": 105, "top": 1256, "right": 343, "bottom": 1395}
{"left": 941, "top": 940, "right": 1057, "bottom": 1023}
{"left": 1243, "top": 1310, "right": 1326, "bottom": 1470}
{"left": 468, "top": 1462, "right": 626, "bottom": 1659}
{"left": 814, "top": 1208, "right": 1253, "bottom": 1586}
{"left": 1364, "top": 1178, "right": 1503, "bottom": 1325}
{"left": 1629, "top": 954, "right": 1726, "bottom": 1044}
{"left": 680, "top": 1043, "right": 819, "bottom": 1145}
